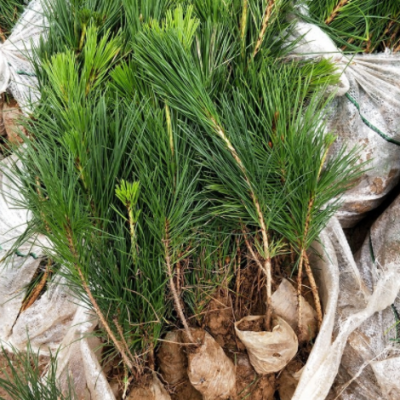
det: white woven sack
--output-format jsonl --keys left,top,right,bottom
{"left": 0, "top": 155, "right": 114, "bottom": 398}
{"left": 0, "top": 0, "right": 47, "bottom": 114}
{"left": 291, "top": 217, "right": 400, "bottom": 400}
{"left": 289, "top": 15, "right": 400, "bottom": 227}
{"left": 326, "top": 195, "right": 400, "bottom": 399}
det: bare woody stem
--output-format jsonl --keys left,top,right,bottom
{"left": 304, "top": 252, "right": 323, "bottom": 329}
{"left": 211, "top": 116, "right": 272, "bottom": 329}
{"left": 325, "top": 0, "right": 350, "bottom": 25}
{"left": 65, "top": 225, "right": 135, "bottom": 372}
{"left": 164, "top": 221, "right": 194, "bottom": 343}
{"left": 252, "top": 0, "right": 276, "bottom": 58}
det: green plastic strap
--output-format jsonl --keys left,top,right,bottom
{"left": 1, "top": 244, "right": 38, "bottom": 260}
{"left": 345, "top": 93, "right": 400, "bottom": 146}
{"left": 15, "top": 249, "right": 38, "bottom": 259}
{"left": 369, "top": 233, "right": 399, "bottom": 341}
{"left": 15, "top": 70, "right": 36, "bottom": 77}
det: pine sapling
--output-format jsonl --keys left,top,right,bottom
{"left": 115, "top": 180, "right": 141, "bottom": 263}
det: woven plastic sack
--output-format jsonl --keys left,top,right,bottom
{"left": 287, "top": 217, "right": 400, "bottom": 400}
{"left": 0, "top": 0, "right": 46, "bottom": 114}
{"left": 288, "top": 11, "right": 400, "bottom": 227}
{"left": 325, "top": 195, "right": 400, "bottom": 400}
{"left": 0, "top": 155, "right": 115, "bottom": 399}
{"left": 56, "top": 307, "right": 116, "bottom": 400}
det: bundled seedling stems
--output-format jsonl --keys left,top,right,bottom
{"left": 211, "top": 117, "right": 273, "bottom": 330}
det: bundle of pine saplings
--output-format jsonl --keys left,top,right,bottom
{"left": 1, "top": 0, "right": 364, "bottom": 398}
{"left": 304, "top": 0, "right": 400, "bottom": 53}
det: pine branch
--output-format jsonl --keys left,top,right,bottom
{"left": 325, "top": 0, "right": 350, "bottom": 25}
{"left": 253, "top": 0, "right": 276, "bottom": 58}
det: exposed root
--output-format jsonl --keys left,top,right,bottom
{"left": 297, "top": 250, "right": 305, "bottom": 337}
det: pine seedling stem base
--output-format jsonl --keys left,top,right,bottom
{"left": 304, "top": 252, "right": 323, "bottom": 329}
{"left": 65, "top": 225, "right": 135, "bottom": 373}
{"left": 164, "top": 222, "right": 195, "bottom": 344}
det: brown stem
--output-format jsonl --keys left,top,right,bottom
{"left": 0, "top": 26, "right": 6, "bottom": 43}
{"left": 297, "top": 249, "right": 305, "bottom": 336}
{"left": 341, "top": 37, "right": 354, "bottom": 51}
{"left": 235, "top": 237, "right": 241, "bottom": 315}
{"left": 304, "top": 252, "right": 323, "bottom": 329}
{"left": 164, "top": 221, "right": 194, "bottom": 343}
{"left": 65, "top": 225, "right": 135, "bottom": 372}
{"left": 297, "top": 197, "right": 313, "bottom": 333}
{"left": 325, "top": 0, "right": 350, "bottom": 25}
{"left": 389, "top": 23, "right": 400, "bottom": 50}
{"left": 114, "top": 316, "right": 137, "bottom": 367}
{"left": 242, "top": 228, "right": 272, "bottom": 330}
{"left": 253, "top": 0, "right": 276, "bottom": 58}
{"left": 296, "top": 141, "right": 331, "bottom": 332}
{"left": 0, "top": 94, "right": 6, "bottom": 138}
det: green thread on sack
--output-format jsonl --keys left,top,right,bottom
{"left": 345, "top": 93, "right": 400, "bottom": 146}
